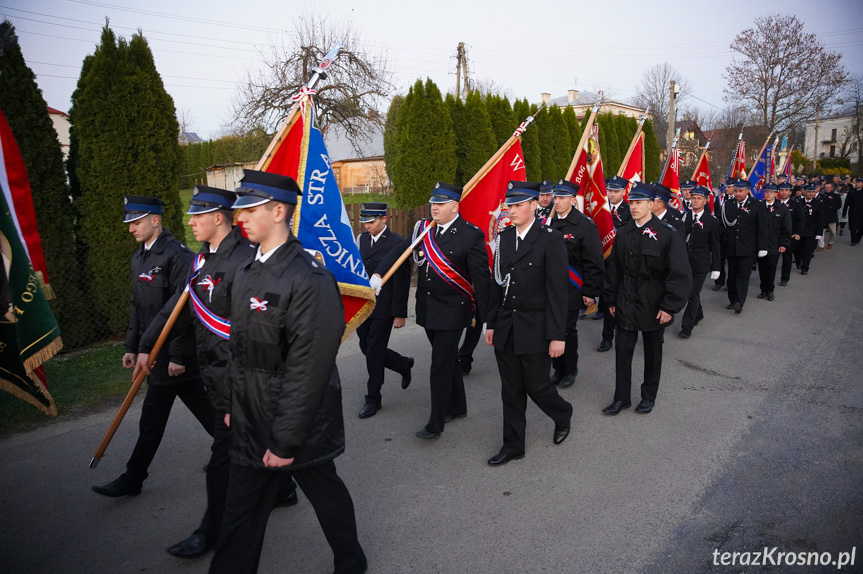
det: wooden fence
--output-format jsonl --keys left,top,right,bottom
{"left": 344, "top": 204, "right": 431, "bottom": 238}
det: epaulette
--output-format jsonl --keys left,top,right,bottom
{"left": 500, "top": 225, "right": 515, "bottom": 234}
{"left": 659, "top": 220, "right": 676, "bottom": 231}
{"left": 545, "top": 227, "right": 553, "bottom": 233}
{"left": 465, "top": 220, "right": 481, "bottom": 231}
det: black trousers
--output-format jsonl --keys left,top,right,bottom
{"left": 726, "top": 254, "right": 756, "bottom": 307}
{"left": 458, "top": 319, "right": 482, "bottom": 367}
{"left": 714, "top": 243, "right": 728, "bottom": 287}
{"left": 356, "top": 317, "right": 411, "bottom": 403}
{"left": 599, "top": 296, "right": 616, "bottom": 343}
{"left": 851, "top": 225, "right": 863, "bottom": 243}
{"left": 121, "top": 379, "right": 214, "bottom": 487}
{"left": 799, "top": 236, "right": 817, "bottom": 271}
{"left": 209, "top": 461, "right": 366, "bottom": 574}
{"left": 552, "top": 305, "right": 579, "bottom": 375}
{"left": 424, "top": 328, "right": 467, "bottom": 433}
{"left": 682, "top": 272, "right": 707, "bottom": 330}
{"left": 495, "top": 336, "right": 572, "bottom": 456}
{"left": 614, "top": 328, "right": 664, "bottom": 403}
{"left": 780, "top": 247, "right": 793, "bottom": 282}
{"left": 757, "top": 252, "right": 780, "bottom": 293}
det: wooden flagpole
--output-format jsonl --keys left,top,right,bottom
{"left": 565, "top": 98, "right": 602, "bottom": 181}
{"left": 750, "top": 133, "right": 774, "bottom": 181}
{"left": 616, "top": 111, "right": 649, "bottom": 178}
{"left": 659, "top": 128, "right": 681, "bottom": 182}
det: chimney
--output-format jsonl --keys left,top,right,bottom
{"left": 567, "top": 89, "right": 579, "bottom": 104}
{"left": 541, "top": 92, "right": 551, "bottom": 105}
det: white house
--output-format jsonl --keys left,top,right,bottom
{"left": 47, "top": 106, "right": 70, "bottom": 161}
{"left": 804, "top": 110, "right": 858, "bottom": 162}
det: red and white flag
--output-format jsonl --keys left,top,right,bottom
{"left": 568, "top": 124, "right": 615, "bottom": 258}
{"left": 729, "top": 139, "right": 747, "bottom": 179}
{"left": 618, "top": 131, "right": 644, "bottom": 199}
{"left": 660, "top": 148, "right": 683, "bottom": 211}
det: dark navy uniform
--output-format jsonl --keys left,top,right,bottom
{"left": 842, "top": 179, "right": 863, "bottom": 245}
{"left": 603, "top": 198, "right": 691, "bottom": 412}
{"left": 793, "top": 187, "right": 826, "bottom": 274}
{"left": 779, "top": 185, "right": 801, "bottom": 284}
{"left": 757, "top": 188, "right": 792, "bottom": 297}
{"left": 549, "top": 180, "right": 604, "bottom": 384}
{"left": 598, "top": 180, "right": 631, "bottom": 351}
{"left": 720, "top": 186, "right": 768, "bottom": 310}
{"left": 487, "top": 183, "right": 573, "bottom": 462}
{"left": 680, "top": 188, "right": 721, "bottom": 336}
{"left": 356, "top": 203, "right": 412, "bottom": 417}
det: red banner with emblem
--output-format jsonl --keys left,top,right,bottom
{"left": 619, "top": 131, "right": 644, "bottom": 199}
{"left": 660, "top": 148, "right": 683, "bottom": 210}
{"left": 459, "top": 139, "right": 527, "bottom": 268}
{"left": 692, "top": 151, "right": 713, "bottom": 191}
{"left": 567, "top": 124, "right": 615, "bottom": 258}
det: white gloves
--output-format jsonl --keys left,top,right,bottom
{"left": 815, "top": 236, "right": 822, "bottom": 241}
{"left": 757, "top": 250, "right": 768, "bottom": 258}
{"left": 369, "top": 274, "right": 383, "bottom": 295}
{"left": 710, "top": 271, "right": 720, "bottom": 280}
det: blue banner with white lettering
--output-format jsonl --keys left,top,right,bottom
{"left": 748, "top": 145, "right": 771, "bottom": 200}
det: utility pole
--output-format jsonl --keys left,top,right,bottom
{"left": 667, "top": 80, "right": 678, "bottom": 154}
{"left": 455, "top": 42, "right": 469, "bottom": 100}
{"left": 812, "top": 99, "right": 821, "bottom": 171}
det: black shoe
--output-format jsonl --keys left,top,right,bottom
{"left": 167, "top": 532, "right": 215, "bottom": 559}
{"left": 712, "top": 284, "right": 723, "bottom": 291}
{"left": 767, "top": 292, "right": 775, "bottom": 301}
{"left": 549, "top": 371, "right": 564, "bottom": 385}
{"left": 272, "top": 488, "right": 299, "bottom": 509}
{"left": 757, "top": 292, "right": 768, "bottom": 299}
{"left": 416, "top": 427, "right": 441, "bottom": 440}
{"left": 678, "top": 328, "right": 691, "bottom": 339}
{"left": 358, "top": 401, "right": 381, "bottom": 419}
{"left": 553, "top": 425, "right": 571, "bottom": 445}
{"left": 592, "top": 312, "right": 605, "bottom": 320}
{"left": 597, "top": 340, "right": 612, "bottom": 352}
{"left": 779, "top": 280, "right": 788, "bottom": 286}
{"left": 801, "top": 269, "right": 808, "bottom": 275}
{"left": 487, "top": 452, "right": 524, "bottom": 466}
{"left": 577, "top": 309, "right": 587, "bottom": 319}
{"left": 459, "top": 360, "right": 471, "bottom": 375}
{"left": 726, "top": 303, "right": 735, "bottom": 310}
{"left": 635, "top": 399, "right": 654, "bottom": 414}
{"left": 733, "top": 302, "right": 742, "bottom": 314}
{"left": 602, "top": 400, "right": 632, "bottom": 415}
{"left": 92, "top": 478, "right": 141, "bottom": 498}
{"left": 443, "top": 412, "right": 466, "bottom": 424}
{"left": 402, "top": 357, "right": 414, "bottom": 389}
{"left": 558, "top": 370, "right": 577, "bottom": 388}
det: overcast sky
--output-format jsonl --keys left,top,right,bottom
{"left": 7, "top": 0, "right": 863, "bottom": 139}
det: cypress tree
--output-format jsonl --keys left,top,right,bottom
{"left": 513, "top": 98, "right": 542, "bottom": 182}
{"left": 562, "top": 105, "right": 582, "bottom": 156}
{"left": 643, "top": 118, "right": 662, "bottom": 182}
{"left": 614, "top": 116, "right": 633, "bottom": 167}
{"left": 598, "top": 114, "right": 621, "bottom": 176}
{"left": 538, "top": 105, "right": 571, "bottom": 181}
{"left": 383, "top": 94, "right": 403, "bottom": 187}
{"left": 445, "top": 93, "right": 466, "bottom": 185}
{"left": 458, "top": 91, "right": 496, "bottom": 186}
{"left": 69, "top": 26, "right": 184, "bottom": 331}
{"left": 486, "top": 95, "right": 516, "bottom": 148}
{"left": 390, "top": 78, "right": 456, "bottom": 208}
{"left": 0, "top": 21, "right": 93, "bottom": 346}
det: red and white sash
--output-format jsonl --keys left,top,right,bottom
{"left": 188, "top": 254, "right": 231, "bottom": 340}
{"left": 420, "top": 221, "right": 475, "bottom": 309}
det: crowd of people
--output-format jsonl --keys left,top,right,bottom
{"left": 86, "top": 168, "right": 860, "bottom": 574}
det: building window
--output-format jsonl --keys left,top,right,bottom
{"left": 333, "top": 167, "right": 341, "bottom": 184}
{"left": 830, "top": 145, "right": 836, "bottom": 158}
{"left": 831, "top": 128, "right": 837, "bottom": 141}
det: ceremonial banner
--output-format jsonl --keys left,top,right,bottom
{"left": 0, "top": 108, "right": 52, "bottom": 299}
{"left": 692, "top": 151, "right": 713, "bottom": 191}
{"left": 258, "top": 96, "right": 374, "bottom": 337}
{"left": 660, "top": 148, "right": 683, "bottom": 210}
{"left": 727, "top": 138, "right": 746, "bottom": 179}
{"left": 568, "top": 124, "right": 615, "bottom": 258}
{"left": 782, "top": 148, "right": 793, "bottom": 178}
{"left": 748, "top": 144, "right": 772, "bottom": 200}
{"left": 618, "top": 131, "right": 644, "bottom": 198}
{"left": 459, "top": 139, "right": 526, "bottom": 268}
{"left": 0, "top": 187, "right": 60, "bottom": 415}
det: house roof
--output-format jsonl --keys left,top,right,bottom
{"left": 545, "top": 90, "right": 643, "bottom": 112}
{"left": 46, "top": 106, "right": 68, "bottom": 117}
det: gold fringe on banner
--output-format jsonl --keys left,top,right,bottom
{"left": 35, "top": 271, "right": 55, "bottom": 300}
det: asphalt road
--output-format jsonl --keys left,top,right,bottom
{"left": 2, "top": 240, "right": 861, "bottom": 574}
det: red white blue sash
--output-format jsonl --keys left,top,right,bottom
{"left": 189, "top": 253, "right": 230, "bottom": 340}
{"left": 568, "top": 266, "right": 583, "bottom": 291}
{"left": 421, "top": 221, "right": 475, "bottom": 308}
{"left": 540, "top": 215, "right": 552, "bottom": 226}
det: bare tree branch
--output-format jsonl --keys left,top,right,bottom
{"left": 634, "top": 62, "right": 692, "bottom": 148}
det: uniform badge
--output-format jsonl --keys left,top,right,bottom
{"left": 564, "top": 233, "right": 574, "bottom": 240}
{"left": 197, "top": 275, "right": 221, "bottom": 303}
{"left": 695, "top": 220, "right": 704, "bottom": 230}
{"left": 139, "top": 266, "right": 161, "bottom": 282}
{"left": 249, "top": 297, "right": 268, "bottom": 312}
{"left": 740, "top": 205, "right": 750, "bottom": 214}
{"left": 642, "top": 227, "right": 659, "bottom": 241}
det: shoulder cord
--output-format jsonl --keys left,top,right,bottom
{"left": 411, "top": 220, "right": 427, "bottom": 266}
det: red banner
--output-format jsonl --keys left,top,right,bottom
{"left": 568, "top": 124, "right": 615, "bottom": 258}
{"left": 661, "top": 148, "right": 683, "bottom": 210}
{"left": 692, "top": 152, "right": 713, "bottom": 191}
{"left": 459, "top": 140, "right": 527, "bottom": 268}
{"left": 731, "top": 140, "right": 747, "bottom": 179}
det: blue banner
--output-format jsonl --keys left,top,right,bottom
{"left": 748, "top": 145, "right": 771, "bottom": 200}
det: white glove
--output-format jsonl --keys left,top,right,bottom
{"left": 369, "top": 274, "right": 383, "bottom": 295}
{"left": 815, "top": 236, "right": 822, "bottom": 241}
{"left": 481, "top": 322, "right": 488, "bottom": 335}
{"left": 710, "top": 271, "right": 720, "bottom": 280}
{"left": 757, "top": 250, "right": 768, "bottom": 258}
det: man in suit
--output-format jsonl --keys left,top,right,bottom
{"left": 679, "top": 186, "right": 721, "bottom": 339}
{"left": 719, "top": 179, "right": 769, "bottom": 314}
{"left": 756, "top": 184, "right": 792, "bottom": 301}
{"left": 549, "top": 180, "right": 605, "bottom": 387}
{"left": 602, "top": 184, "right": 691, "bottom": 415}
{"left": 843, "top": 177, "right": 863, "bottom": 245}
{"left": 679, "top": 180, "right": 695, "bottom": 211}
{"left": 598, "top": 176, "right": 631, "bottom": 353}
{"left": 712, "top": 179, "right": 737, "bottom": 291}
{"left": 778, "top": 182, "right": 800, "bottom": 286}
{"left": 793, "top": 184, "right": 825, "bottom": 275}
{"left": 484, "top": 182, "right": 573, "bottom": 466}
{"left": 355, "top": 203, "right": 413, "bottom": 419}
{"left": 650, "top": 182, "right": 685, "bottom": 235}
{"left": 535, "top": 180, "right": 554, "bottom": 222}
{"left": 818, "top": 182, "right": 842, "bottom": 250}
{"left": 371, "top": 183, "right": 491, "bottom": 440}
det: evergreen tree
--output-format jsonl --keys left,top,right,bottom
{"left": 486, "top": 95, "right": 516, "bottom": 148}
{"left": 538, "top": 105, "right": 571, "bottom": 181}
{"left": 445, "top": 93, "right": 466, "bottom": 185}
{"left": 643, "top": 118, "right": 662, "bottom": 182}
{"left": 562, "top": 105, "right": 582, "bottom": 156}
{"left": 614, "top": 116, "right": 634, "bottom": 168}
{"left": 598, "top": 114, "right": 621, "bottom": 176}
{"left": 513, "top": 98, "right": 541, "bottom": 181}
{"left": 389, "top": 78, "right": 456, "bottom": 208}
{"left": 383, "top": 94, "right": 403, "bottom": 187}
{"left": 457, "top": 91, "right": 496, "bottom": 186}
{"left": 69, "top": 26, "right": 183, "bottom": 331}
{"left": 0, "top": 21, "right": 93, "bottom": 346}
